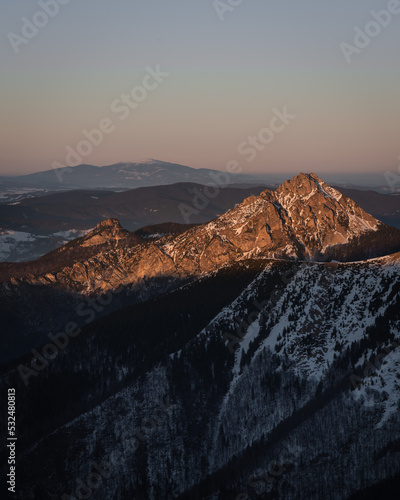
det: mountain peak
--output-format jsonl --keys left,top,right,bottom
{"left": 95, "top": 218, "right": 123, "bottom": 230}
{"left": 177, "top": 172, "right": 381, "bottom": 264}
{"left": 294, "top": 172, "right": 321, "bottom": 182}
{"left": 80, "top": 218, "right": 128, "bottom": 247}
{"left": 277, "top": 172, "right": 323, "bottom": 190}
{"left": 276, "top": 172, "right": 343, "bottom": 209}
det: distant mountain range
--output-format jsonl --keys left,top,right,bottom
{"left": 0, "top": 183, "right": 270, "bottom": 233}
{"left": 1, "top": 159, "right": 397, "bottom": 201}
{"left": 0, "top": 159, "right": 278, "bottom": 195}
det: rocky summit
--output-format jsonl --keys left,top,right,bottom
{"left": 78, "top": 218, "right": 129, "bottom": 247}
{"left": 166, "top": 172, "right": 380, "bottom": 267}
{"left": 1, "top": 173, "right": 400, "bottom": 294}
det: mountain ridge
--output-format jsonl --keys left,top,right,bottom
{"left": 1, "top": 173, "right": 400, "bottom": 293}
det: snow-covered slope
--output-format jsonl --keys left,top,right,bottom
{"left": 4, "top": 255, "right": 400, "bottom": 499}
{"left": 0, "top": 228, "right": 90, "bottom": 262}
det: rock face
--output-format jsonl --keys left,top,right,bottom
{"left": 274, "top": 172, "right": 378, "bottom": 253}
{"left": 165, "top": 172, "right": 379, "bottom": 266}
{"left": 1, "top": 173, "right": 398, "bottom": 293}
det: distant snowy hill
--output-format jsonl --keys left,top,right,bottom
{"left": 0, "top": 159, "right": 275, "bottom": 192}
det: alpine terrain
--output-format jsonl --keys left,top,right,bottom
{"left": 1, "top": 173, "right": 400, "bottom": 499}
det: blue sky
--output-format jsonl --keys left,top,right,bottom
{"left": 1, "top": 0, "right": 399, "bottom": 179}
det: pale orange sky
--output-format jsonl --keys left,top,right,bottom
{"left": 1, "top": 1, "right": 399, "bottom": 176}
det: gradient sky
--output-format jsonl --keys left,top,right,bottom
{"left": 1, "top": 0, "right": 399, "bottom": 177}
